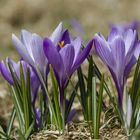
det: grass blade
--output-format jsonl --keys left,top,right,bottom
{"left": 65, "top": 82, "right": 78, "bottom": 122}
{"left": 50, "top": 65, "right": 62, "bottom": 129}
{"left": 35, "top": 66, "right": 58, "bottom": 128}
{"left": 26, "top": 68, "right": 32, "bottom": 124}
{"left": 77, "top": 67, "right": 87, "bottom": 119}
{"left": 6, "top": 107, "right": 16, "bottom": 136}
{"left": 11, "top": 86, "right": 24, "bottom": 132}
{"left": 25, "top": 121, "right": 35, "bottom": 139}
{"left": 129, "top": 56, "right": 140, "bottom": 130}
{"left": 130, "top": 56, "right": 140, "bottom": 104}
{"left": 92, "top": 74, "right": 97, "bottom": 138}
{"left": 20, "top": 63, "right": 29, "bottom": 132}
{"left": 87, "top": 56, "right": 93, "bottom": 121}
{"left": 96, "top": 75, "right": 104, "bottom": 138}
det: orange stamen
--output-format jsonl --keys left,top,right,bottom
{"left": 58, "top": 41, "right": 65, "bottom": 48}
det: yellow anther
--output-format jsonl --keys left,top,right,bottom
{"left": 58, "top": 41, "right": 65, "bottom": 48}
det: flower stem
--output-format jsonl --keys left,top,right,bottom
{"left": 60, "top": 87, "right": 65, "bottom": 132}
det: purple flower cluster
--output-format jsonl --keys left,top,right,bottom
{"left": 0, "top": 22, "right": 93, "bottom": 127}
{"left": 0, "top": 21, "right": 140, "bottom": 130}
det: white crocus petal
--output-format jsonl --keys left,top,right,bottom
{"left": 50, "top": 22, "right": 63, "bottom": 46}
{"left": 21, "top": 30, "right": 34, "bottom": 60}
{"left": 71, "top": 37, "right": 82, "bottom": 64}
{"left": 134, "top": 42, "right": 140, "bottom": 59}
{"left": 12, "top": 34, "right": 34, "bottom": 65}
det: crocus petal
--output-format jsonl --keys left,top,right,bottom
{"left": 56, "top": 30, "right": 71, "bottom": 51}
{"left": 31, "top": 34, "right": 44, "bottom": 63}
{"left": 94, "top": 34, "right": 114, "bottom": 68}
{"left": 61, "top": 30, "right": 71, "bottom": 44}
{"left": 43, "top": 38, "right": 64, "bottom": 82}
{"left": 124, "top": 30, "right": 138, "bottom": 68}
{"left": 50, "top": 22, "right": 63, "bottom": 46}
{"left": 21, "top": 29, "right": 32, "bottom": 46}
{"left": 12, "top": 34, "right": 34, "bottom": 65}
{"left": 8, "top": 58, "right": 21, "bottom": 80}
{"left": 70, "top": 19, "right": 84, "bottom": 37}
{"left": 0, "top": 60, "right": 13, "bottom": 84}
{"left": 110, "top": 37, "right": 125, "bottom": 105}
{"left": 67, "top": 109, "right": 76, "bottom": 123}
{"left": 35, "top": 108, "right": 41, "bottom": 128}
{"left": 124, "top": 56, "right": 136, "bottom": 79}
{"left": 30, "top": 34, "right": 47, "bottom": 74}
{"left": 72, "top": 39, "right": 93, "bottom": 73}
{"left": 31, "top": 71, "right": 40, "bottom": 106}
{"left": 21, "top": 30, "right": 34, "bottom": 60}
{"left": 108, "top": 28, "right": 121, "bottom": 42}
{"left": 124, "top": 29, "right": 137, "bottom": 55}
{"left": 59, "top": 44, "right": 75, "bottom": 77}
{"left": 109, "top": 67, "right": 123, "bottom": 106}
{"left": 110, "top": 36, "right": 125, "bottom": 85}
{"left": 71, "top": 37, "right": 82, "bottom": 63}
{"left": 134, "top": 41, "right": 140, "bottom": 59}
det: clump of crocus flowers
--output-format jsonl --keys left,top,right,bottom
{"left": 0, "top": 21, "right": 140, "bottom": 139}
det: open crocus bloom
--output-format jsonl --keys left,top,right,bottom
{"left": 94, "top": 28, "right": 140, "bottom": 107}
{"left": 12, "top": 22, "right": 64, "bottom": 80}
{"left": 43, "top": 31, "right": 93, "bottom": 105}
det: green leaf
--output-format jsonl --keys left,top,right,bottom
{"left": 130, "top": 56, "right": 140, "bottom": 104}
{"left": 95, "top": 75, "right": 104, "bottom": 138}
{"left": 77, "top": 67, "right": 87, "bottom": 119}
{"left": 0, "top": 125, "right": 6, "bottom": 138}
{"left": 11, "top": 86, "right": 25, "bottom": 133}
{"left": 8, "top": 63, "right": 23, "bottom": 107}
{"left": 20, "top": 63, "right": 30, "bottom": 132}
{"left": 50, "top": 65, "right": 62, "bottom": 130}
{"left": 17, "top": 129, "right": 26, "bottom": 140}
{"left": 129, "top": 56, "right": 140, "bottom": 130}
{"left": 35, "top": 66, "right": 58, "bottom": 129}
{"left": 0, "top": 127, "right": 13, "bottom": 140}
{"left": 87, "top": 56, "right": 93, "bottom": 121}
{"left": 92, "top": 75, "right": 97, "bottom": 138}
{"left": 65, "top": 82, "right": 78, "bottom": 122}
{"left": 92, "top": 61, "right": 123, "bottom": 124}
{"left": 26, "top": 68, "right": 32, "bottom": 124}
{"left": 25, "top": 121, "right": 35, "bottom": 139}
{"left": 6, "top": 107, "right": 16, "bottom": 136}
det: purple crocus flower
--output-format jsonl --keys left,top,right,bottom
{"left": 11, "top": 22, "right": 64, "bottom": 79}
{"left": 43, "top": 31, "right": 93, "bottom": 108}
{"left": 65, "top": 99, "right": 76, "bottom": 123}
{"left": 70, "top": 18, "right": 84, "bottom": 37}
{"left": 0, "top": 58, "right": 40, "bottom": 103}
{"left": 12, "top": 30, "right": 48, "bottom": 79}
{"left": 110, "top": 20, "right": 139, "bottom": 34}
{"left": 0, "top": 58, "right": 41, "bottom": 127}
{"left": 94, "top": 28, "right": 140, "bottom": 108}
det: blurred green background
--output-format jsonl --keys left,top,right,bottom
{"left": 0, "top": 0, "right": 140, "bottom": 59}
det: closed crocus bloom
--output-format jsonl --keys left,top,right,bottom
{"left": 12, "top": 22, "right": 63, "bottom": 79}
{"left": 43, "top": 31, "right": 93, "bottom": 106}
{"left": 0, "top": 58, "right": 40, "bottom": 127}
{"left": 111, "top": 20, "right": 139, "bottom": 34}
{"left": 12, "top": 30, "right": 47, "bottom": 78}
{"left": 94, "top": 28, "right": 140, "bottom": 107}
{"left": 0, "top": 58, "right": 40, "bottom": 106}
